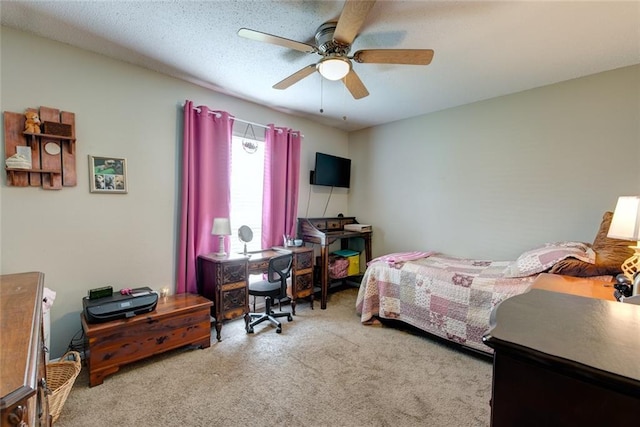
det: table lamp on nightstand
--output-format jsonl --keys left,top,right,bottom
{"left": 211, "top": 218, "right": 231, "bottom": 258}
{"left": 607, "top": 196, "right": 640, "bottom": 286}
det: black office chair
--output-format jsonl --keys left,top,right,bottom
{"left": 246, "top": 253, "right": 294, "bottom": 334}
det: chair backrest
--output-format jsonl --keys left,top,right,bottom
{"left": 268, "top": 253, "right": 293, "bottom": 295}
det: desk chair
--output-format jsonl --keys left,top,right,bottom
{"left": 246, "top": 253, "right": 293, "bottom": 334}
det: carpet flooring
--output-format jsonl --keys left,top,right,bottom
{"left": 55, "top": 287, "right": 493, "bottom": 426}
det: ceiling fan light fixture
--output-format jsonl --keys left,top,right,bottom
{"left": 317, "top": 57, "right": 351, "bottom": 81}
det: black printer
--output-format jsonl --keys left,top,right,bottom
{"left": 83, "top": 287, "right": 158, "bottom": 323}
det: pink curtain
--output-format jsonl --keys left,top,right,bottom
{"left": 177, "top": 101, "right": 233, "bottom": 294}
{"left": 262, "top": 125, "right": 302, "bottom": 249}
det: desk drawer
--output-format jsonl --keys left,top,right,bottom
{"left": 327, "top": 220, "right": 341, "bottom": 230}
{"left": 221, "top": 281, "right": 245, "bottom": 292}
{"left": 218, "top": 263, "right": 246, "bottom": 284}
{"left": 248, "top": 259, "right": 269, "bottom": 275}
{"left": 295, "top": 272, "right": 313, "bottom": 296}
{"left": 296, "top": 251, "right": 313, "bottom": 269}
{"left": 221, "top": 287, "right": 247, "bottom": 319}
{"left": 310, "top": 219, "right": 326, "bottom": 230}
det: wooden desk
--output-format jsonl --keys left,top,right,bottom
{"left": 245, "top": 247, "right": 314, "bottom": 314}
{"left": 81, "top": 293, "right": 212, "bottom": 386}
{"left": 197, "top": 246, "right": 314, "bottom": 341}
{"left": 483, "top": 275, "right": 639, "bottom": 426}
{"left": 298, "top": 217, "right": 372, "bottom": 309}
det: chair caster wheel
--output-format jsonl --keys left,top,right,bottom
{"left": 276, "top": 327, "right": 282, "bottom": 333}
{"left": 287, "top": 315, "right": 293, "bottom": 322}
{"left": 246, "top": 327, "right": 254, "bottom": 334}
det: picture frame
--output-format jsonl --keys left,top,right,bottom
{"left": 89, "top": 155, "right": 128, "bottom": 193}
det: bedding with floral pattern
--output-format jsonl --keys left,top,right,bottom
{"left": 356, "top": 253, "right": 537, "bottom": 354}
{"left": 356, "top": 213, "right": 628, "bottom": 354}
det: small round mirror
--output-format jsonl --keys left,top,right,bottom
{"left": 238, "top": 225, "right": 253, "bottom": 254}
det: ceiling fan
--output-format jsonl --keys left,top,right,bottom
{"left": 237, "top": 0, "right": 434, "bottom": 100}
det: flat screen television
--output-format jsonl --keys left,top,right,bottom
{"left": 310, "top": 152, "right": 351, "bottom": 188}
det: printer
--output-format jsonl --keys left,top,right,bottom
{"left": 83, "top": 287, "right": 158, "bottom": 323}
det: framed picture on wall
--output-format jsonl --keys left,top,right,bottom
{"left": 89, "top": 155, "right": 128, "bottom": 193}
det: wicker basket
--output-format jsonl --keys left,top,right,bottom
{"left": 46, "top": 351, "right": 81, "bottom": 424}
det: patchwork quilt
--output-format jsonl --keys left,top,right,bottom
{"left": 355, "top": 254, "right": 537, "bottom": 354}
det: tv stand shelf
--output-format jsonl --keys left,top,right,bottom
{"left": 298, "top": 216, "right": 372, "bottom": 309}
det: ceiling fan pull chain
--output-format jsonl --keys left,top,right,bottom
{"left": 320, "top": 77, "right": 324, "bottom": 114}
{"left": 343, "top": 84, "right": 347, "bottom": 121}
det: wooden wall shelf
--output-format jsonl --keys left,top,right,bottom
{"left": 4, "top": 106, "right": 77, "bottom": 190}
{"left": 6, "top": 169, "right": 61, "bottom": 182}
{"left": 24, "top": 132, "right": 75, "bottom": 141}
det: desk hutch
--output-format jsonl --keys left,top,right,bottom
{"left": 297, "top": 216, "right": 372, "bottom": 309}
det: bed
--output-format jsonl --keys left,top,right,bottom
{"left": 355, "top": 212, "right": 633, "bottom": 354}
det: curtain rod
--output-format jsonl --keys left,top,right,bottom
{"left": 232, "top": 117, "right": 269, "bottom": 130}
{"left": 202, "top": 109, "right": 269, "bottom": 130}
{"left": 194, "top": 106, "right": 302, "bottom": 136}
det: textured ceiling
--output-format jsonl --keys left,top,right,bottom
{"left": 2, "top": 1, "right": 639, "bottom": 132}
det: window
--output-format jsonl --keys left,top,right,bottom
{"left": 229, "top": 134, "right": 264, "bottom": 254}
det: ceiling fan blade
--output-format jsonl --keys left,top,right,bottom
{"left": 238, "top": 28, "right": 317, "bottom": 54}
{"left": 342, "top": 69, "right": 369, "bottom": 99}
{"left": 353, "top": 49, "right": 434, "bottom": 65}
{"left": 273, "top": 64, "right": 318, "bottom": 90}
{"left": 333, "top": 0, "right": 377, "bottom": 45}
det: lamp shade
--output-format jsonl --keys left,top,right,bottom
{"left": 317, "top": 57, "right": 351, "bottom": 81}
{"left": 211, "top": 218, "right": 231, "bottom": 236}
{"left": 607, "top": 196, "right": 640, "bottom": 240}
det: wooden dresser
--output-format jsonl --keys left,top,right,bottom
{"left": 483, "top": 274, "right": 639, "bottom": 426}
{"left": 1, "top": 272, "right": 51, "bottom": 427}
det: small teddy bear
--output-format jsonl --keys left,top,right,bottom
{"left": 24, "top": 111, "right": 41, "bottom": 134}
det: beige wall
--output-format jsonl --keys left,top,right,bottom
{"left": 0, "top": 27, "right": 348, "bottom": 358}
{"left": 349, "top": 64, "right": 640, "bottom": 260}
{"left": 3, "top": 26, "right": 639, "bottom": 358}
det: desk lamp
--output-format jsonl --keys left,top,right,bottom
{"left": 607, "top": 196, "right": 640, "bottom": 282}
{"left": 211, "top": 218, "right": 231, "bottom": 258}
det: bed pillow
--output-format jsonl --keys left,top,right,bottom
{"left": 506, "top": 241, "right": 596, "bottom": 278}
{"left": 549, "top": 211, "right": 635, "bottom": 277}
{"left": 547, "top": 257, "right": 613, "bottom": 277}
